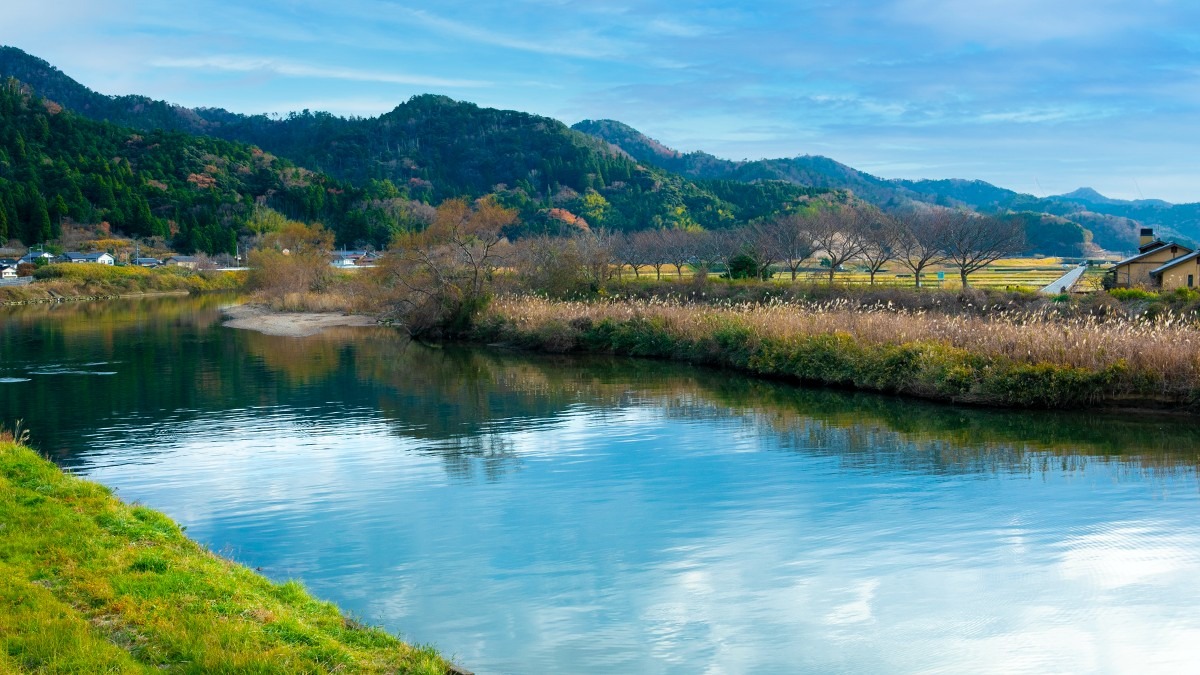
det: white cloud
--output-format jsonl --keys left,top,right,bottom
{"left": 150, "top": 55, "right": 490, "bottom": 89}
{"left": 391, "top": 7, "right": 626, "bottom": 60}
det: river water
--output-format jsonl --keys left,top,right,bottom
{"left": 3, "top": 296, "right": 1200, "bottom": 674}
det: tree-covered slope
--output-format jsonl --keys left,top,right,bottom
{"left": 0, "top": 78, "right": 401, "bottom": 253}
{"left": 571, "top": 118, "right": 1199, "bottom": 252}
{"left": 0, "top": 47, "right": 825, "bottom": 241}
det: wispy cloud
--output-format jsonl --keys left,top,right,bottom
{"left": 391, "top": 7, "right": 626, "bottom": 60}
{"left": 150, "top": 55, "right": 490, "bottom": 88}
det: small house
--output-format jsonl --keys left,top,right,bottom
{"left": 1149, "top": 251, "right": 1200, "bottom": 290}
{"left": 1108, "top": 229, "right": 1192, "bottom": 288}
{"left": 164, "top": 256, "right": 200, "bottom": 270}
{"left": 134, "top": 257, "right": 162, "bottom": 267}
{"left": 0, "top": 265, "right": 16, "bottom": 279}
{"left": 19, "top": 251, "right": 55, "bottom": 264}
{"left": 58, "top": 252, "right": 115, "bottom": 265}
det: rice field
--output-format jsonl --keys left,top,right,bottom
{"left": 617, "top": 256, "right": 1117, "bottom": 291}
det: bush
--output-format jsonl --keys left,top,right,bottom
{"left": 1108, "top": 288, "right": 1158, "bottom": 301}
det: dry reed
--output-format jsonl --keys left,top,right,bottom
{"left": 482, "top": 295, "right": 1200, "bottom": 405}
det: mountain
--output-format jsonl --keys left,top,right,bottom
{"left": 0, "top": 78, "right": 417, "bottom": 253}
{"left": 573, "top": 119, "right": 918, "bottom": 206}
{"left": 6, "top": 45, "right": 1194, "bottom": 256}
{"left": 572, "top": 119, "right": 1200, "bottom": 253}
{"left": 0, "top": 47, "right": 827, "bottom": 244}
{"left": 1054, "top": 187, "right": 1171, "bottom": 209}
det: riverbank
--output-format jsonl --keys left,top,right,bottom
{"left": 0, "top": 437, "right": 449, "bottom": 673}
{"left": 0, "top": 264, "right": 244, "bottom": 306}
{"left": 471, "top": 295, "right": 1200, "bottom": 411}
{"left": 222, "top": 303, "right": 378, "bottom": 337}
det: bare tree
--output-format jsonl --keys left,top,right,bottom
{"left": 695, "top": 228, "right": 741, "bottom": 276}
{"left": 763, "top": 214, "right": 815, "bottom": 281}
{"left": 574, "top": 229, "right": 616, "bottom": 287}
{"left": 859, "top": 211, "right": 904, "bottom": 285}
{"left": 612, "top": 232, "right": 643, "bottom": 278}
{"left": 662, "top": 229, "right": 698, "bottom": 278}
{"left": 894, "top": 209, "right": 951, "bottom": 288}
{"left": 942, "top": 212, "right": 1026, "bottom": 287}
{"left": 633, "top": 229, "right": 670, "bottom": 280}
{"left": 385, "top": 197, "right": 517, "bottom": 335}
{"left": 744, "top": 222, "right": 782, "bottom": 281}
{"left": 811, "top": 206, "right": 869, "bottom": 283}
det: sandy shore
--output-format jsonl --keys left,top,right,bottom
{"left": 221, "top": 303, "right": 379, "bottom": 337}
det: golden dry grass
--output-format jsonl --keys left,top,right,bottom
{"left": 486, "top": 295, "right": 1200, "bottom": 399}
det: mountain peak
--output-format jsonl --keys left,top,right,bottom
{"left": 572, "top": 119, "right": 684, "bottom": 161}
{"left": 1057, "top": 187, "right": 1110, "bottom": 202}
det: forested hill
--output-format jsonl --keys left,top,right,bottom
{"left": 572, "top": 119, "right": 1200, "bottom": 253}
{"left": 0, "top": 47, "right": 828, "bottom": 246}
{"left": 0, "top": 79, "right": 405, "bottom": 253}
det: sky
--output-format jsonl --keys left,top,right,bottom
{"left": 3, "top": 0, "right": 1200, "bottom": 202}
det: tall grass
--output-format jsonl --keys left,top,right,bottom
{"left": 475, "top": 295, "right": 1200, "bottom": 409}
{"left": 1, "top": 264, "right": 243, "bottom": 303}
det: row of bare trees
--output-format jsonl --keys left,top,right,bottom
{"left": 374, "top": 198, "right": 1027, "bottom": 336}
{"left": 560, "top": 206, "right": 1024, "bottom": 287}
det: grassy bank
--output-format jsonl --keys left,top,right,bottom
{"left": 473, "top": 295, "right": 1200, "bottom": 410}
{"left": 0, "top": 435, "right": 447, "bottom": 673}
{"left": 0, "top": 264, "right": 245, "bottom": 305}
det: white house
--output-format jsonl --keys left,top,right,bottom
{"left": 19, "top": 251, "right": 55, "bottom": 264}
{"left": 59, "top": 252, "right": 116, "bottom": 265}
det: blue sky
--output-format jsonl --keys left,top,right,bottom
{"left": 4, "top": 0, "right": 1200, "bottom": 201}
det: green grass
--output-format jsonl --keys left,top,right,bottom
{"left": 0, "top": 438, "right": 448, "bottom": 674}
{"left": 1, "top": 265, "right": 245, "bottom": 304}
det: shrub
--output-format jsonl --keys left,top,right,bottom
{"left": 1108, "top": 288, "right": 1158, "bottom": 301}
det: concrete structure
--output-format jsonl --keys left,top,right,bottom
{"left": 1039, "top": 264, "right": 1088, "bottom": 295}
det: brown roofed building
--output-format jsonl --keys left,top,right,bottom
{"left": 1149, "top": 250, "right": 1200, "bottom": 291}
{"left": 1108, "top": 229, "right": 1193, "bottom": 288}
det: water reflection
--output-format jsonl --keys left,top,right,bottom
{"left": 3, "top": 297, "right": 1200, "bottom": 674}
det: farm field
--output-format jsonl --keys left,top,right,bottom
{"left": 616, "top": 256, "right": 1117, "bottom": 291}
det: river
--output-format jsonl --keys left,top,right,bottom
{"left": 3, "top": 295, "right": 1200, "bottom": 674}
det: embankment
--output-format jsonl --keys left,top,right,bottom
{"left": 472, "top": 295, "right": 1200, "bottom": 411}
{"left": 0, "top": 264, "right": 244, "bottom": 306}
{"left": 0, "top": 439, "right": 449, "bottom": 674}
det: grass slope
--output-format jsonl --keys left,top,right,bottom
{"left": 0, "top": 438, "right": 446, "bottom": 674}
{"left": 0, "top": 265, "right": 245, "bottom": 305}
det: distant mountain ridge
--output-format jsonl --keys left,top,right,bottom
{"left": 0, "top": 46, "right": 830, "bottom": 246}
{"left": 4, "top": 45, "right": 1199, "bottom": 255}
{"left": 572, "top": 119, "right": 1200, "bottom": 252}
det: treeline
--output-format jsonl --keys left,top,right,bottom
{"left": 0, "top": 79, "right": 438, "bottom": 253}
{"left": 0, "top": 77, "right": 828, "bottom": 255}
{"left": 159, "top": 94, "right": 833, "bottom": 236}
{"left": 509, "top": 205, "right": 1026, "bottom": 290}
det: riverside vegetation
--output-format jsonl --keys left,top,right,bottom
{"left": 0, "top": 263, "right": 243, "bottom": 305}
{"left": 230, "top": 201, "right": 1200, "bottom": 412}
{"left": 0, "top": 428, "right": 447, "bottom": 674}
